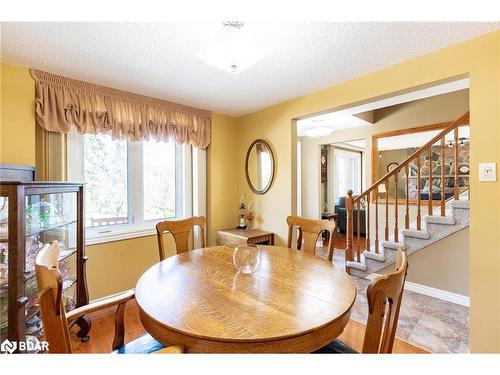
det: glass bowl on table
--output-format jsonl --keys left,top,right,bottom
{"left": 232, "top": 244, "right": 261, "bottom": 275}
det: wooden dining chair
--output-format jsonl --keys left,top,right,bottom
{"left": 35, "top": 241, "right": 184, "bottom": 354}
{"left": 315, "top": 249, "right": 409, "bottom": 354}
{"left": 286, "top": 215, "right": 336, "bottom": 261}
{"left": 156, "top": 216, "right": 206, "bottom": 261}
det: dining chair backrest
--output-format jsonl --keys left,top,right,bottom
{"left": 156, "top": 216, "right": 207, "bottom": 260}
{"left": 362, "top": 249, "right": 408, "bottom": 353}
{"left": 35, "top": 241, "right": 73, "bottom": 353}
{"left": 286, "top": 215, "right": 336, "bottom": 261}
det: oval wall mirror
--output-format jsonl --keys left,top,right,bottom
{"left": 245, "top": 139, "right": 275, "bottom": 194}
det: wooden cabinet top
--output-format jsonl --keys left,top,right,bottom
{"left": 217, "top": 228, "right": 273, "bottom": 240}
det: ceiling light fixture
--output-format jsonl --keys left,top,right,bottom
{"left": 303, "top": 119, "right": 334, "bottom": 138}
{"left": 303, "top": 126, "right": 334, "bottom": 138}
{"left": 196, "top": 21, "right": 266, "bottom": 74}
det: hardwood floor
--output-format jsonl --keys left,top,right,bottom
{"left": 70, "top": 301, "right": 427, "bottom": 354}
{"left": 316, "top": 232, "right": 367, "bottom": 260}
{"left": 332, "top": 232, "right": 368, "bottom": 251}
{"left": 70, "top": 302, "right": 145, "bottom": 354}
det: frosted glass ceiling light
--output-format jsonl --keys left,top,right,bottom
{"left": 303, "top": 126, "right": 334, "bottom": 138}
{"left": 197, "top": 21, "right": 266, "bottom": 74}
{"left": 303, "top": 119, "right": 334, "bottom": 137}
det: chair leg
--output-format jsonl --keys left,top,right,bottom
{"left": 112, "top": 302, "right": 126, "bottom": 350}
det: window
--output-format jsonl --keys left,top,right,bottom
{"left": 333, "top": 148, "right": 362, "bottom": 204}
{"left": 142, "top": 140, "right": 176, "bottom": 221}
{"left": 84, "top": 134, "right": 129, "bottom": 227}
{"left": 67, "top": 129, "right": 204, "bottom": 244}
{"left": 82, "top": 134, "right": 180, "bottom": 235}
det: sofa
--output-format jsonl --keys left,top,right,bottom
{"left": 335, "top": 196, "right": 366, "bottom": 236}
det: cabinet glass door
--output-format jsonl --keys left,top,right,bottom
{"left": 24, "top": 192, "right": 78, "bottom": 342}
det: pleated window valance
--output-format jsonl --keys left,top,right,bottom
{"left": 30, "top": 69, "right": 211, "bottom": 149}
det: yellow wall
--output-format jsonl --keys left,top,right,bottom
{"left": 236, "top": 31, "right": 500, "bottom": 352}
{"left": 206, "top": 113, "right": 240, "bottom": 245}
{"left": 86, "top": 235, "right": 158, "bottom": 298}
{"left": 237, "top": 106, "right": 296, "bottom": 246}
{"left": 0, "top": 63, "right": 36, "bottom": 165}
{"left": 85, "top": 234, "right": 180, "bottom": 299}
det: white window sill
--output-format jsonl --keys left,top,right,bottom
{"left": 85, "top": 225, "right": 157, "bottom": 246}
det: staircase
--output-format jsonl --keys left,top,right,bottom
{"left": 344, "top": 112, "right": 470, "bottom": 277}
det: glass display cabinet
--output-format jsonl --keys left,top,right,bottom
{"left": 0, "top": 181, "right": 89, "bottom": 352}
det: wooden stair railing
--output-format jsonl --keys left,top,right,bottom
{"left": 345, "top": 112, "right": 470, "bottom": 268}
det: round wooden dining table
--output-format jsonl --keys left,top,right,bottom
{"left": 135, "top": 245, "right": 356, "bottom": 353}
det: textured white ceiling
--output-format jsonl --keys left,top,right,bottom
{"left": 1, "top": 22, "right": 498, "bottom": 116}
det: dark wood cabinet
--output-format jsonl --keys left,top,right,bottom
{"left": 0, "top": 181, "right": 90, "bottom": 351}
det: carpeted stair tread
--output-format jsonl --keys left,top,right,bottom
{"left": 401, "top": 229, "right": 430, "bottom": 239}
{"left": 380, "top": 240, "right": 406, "bottom": 250}
{"left": 425, "top": 215, "right": 456, "bottom": 225}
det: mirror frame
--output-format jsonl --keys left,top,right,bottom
{"left": 245, "top": 139, "right": 275, "bottom": 195}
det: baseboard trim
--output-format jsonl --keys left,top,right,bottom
{"left": 404, "top": 281, "right": 470, "bottom": 307}
{"left": 365, "top": 273, "right": 470, "bottom": 307}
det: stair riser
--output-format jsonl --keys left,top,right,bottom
{"left": 450, "top": 201, "right": 470, "bottom": 210}
{"left": 364, "top": 257, "right": 390, "bottom": 274}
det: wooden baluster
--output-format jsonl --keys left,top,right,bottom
{"left": 428, "top": 146, "right": 433, "bottom": 216}
{"left": 454, "top": 127, "right": 459, "bottom": 200}
{"left": 345, "top": 190, "right": 354, "bottom": 269}
{"left": 394, "top": 171, "right": 399, "bottom": 243}
{"left": 405, "top": 164, "right": 409, "bottom": 229}
{"left": 366, "top": 193, "right": 370, "bottom": 253}
{"left": 441, "top": 137, "right": 446, "bottom": 216}
{"left": 384, "top": 179, "right": 389, "bottom": 241}
{"left": 374, "top": 189, "right": 379, "bottom": 253}
{"left": 356, "top": 201, "right": 361, "bottom": 262}
{"left": 416, "top": 155, "right": 421, "bottom": 230}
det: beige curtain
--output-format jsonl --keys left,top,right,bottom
{"left": 30, "top": 69, "right": 211, "bottom": 149}
{"left": 35, "top": 126, "right": 67, "bottom": 181}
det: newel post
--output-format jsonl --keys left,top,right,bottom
{"left": 345, "top": 189, "right": 354, "bottom": 268}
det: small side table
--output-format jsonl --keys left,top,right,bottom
{"left": 217, "top": 228, "right": 275, "bottom": 247}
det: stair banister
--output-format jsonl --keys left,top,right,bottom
{"left": 344, "top": 111, "right": 470, "bottom": 269}
{"left": 345, "top": 189, "right": 354, "bottom": 265}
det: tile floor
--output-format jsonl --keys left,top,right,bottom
{"left": 349, "top": 277, "right": 469, "bottom": 353}
{"left": 319, "top": 246, "right": 469, "bottom": 353}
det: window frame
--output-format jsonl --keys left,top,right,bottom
{"left": 67, "top": 129, "right": 194, "bottom": 245}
